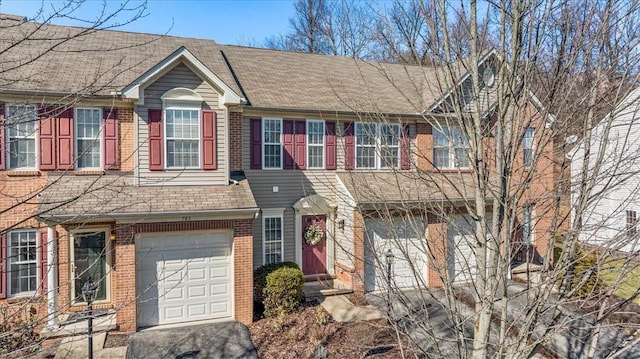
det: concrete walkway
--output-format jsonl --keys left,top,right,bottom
{"left": 53, "top": 333, "right": 127, "bottom": 359}
{"left": 319, "top": 295, "right": 386, "bottom": 322}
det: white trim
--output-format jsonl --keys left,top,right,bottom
{"left": 46, "top": 226, "right": 57, "bottom": 328}
{"left": 75, "top": 107, "right": 103, "bottom": 170}
{"left": 6, "top": 104, "right": 38, "bottom": 171}
{"left": 523, "top": 127, "right": 535, "bottom": 168}
{"left": 7, "top": 229, "right": 39, "bottom": 297}
{"left": 161, "top": 87, "right": 203, "bottom": 103}
{"left": 354, "top": 122, "right": 401, "bottom": 170}
{"left": 523, "top": 205, "right": 535, "bottom": 245}
{"left": 262, "top": 117, "right": 283, "bottom": 170}
{"left": 69, "top": 227, "right": 112, "bottom": 305}
{"left": 163, "top": 106, "right": 202, "bottom": 170}
{"left": 262, "top": 208, "right": 285, "bottom": 265}
{"left": 121, "top": 47, "right": 242, "bottom": 106}
{"left": 306, "top": 119, "right": 325, "bottom": 169}
{"left": 433, "top": 124, "right": 470, "bottom": 169}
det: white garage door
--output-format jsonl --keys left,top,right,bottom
{"left": 136, "top": 230, "right": 233, "bottom": 327}
{"left": 447, "top": 215, "right": 477, "bottom": 283}
{"left": 364, "top": 219, "right": 428, "bottom": 292}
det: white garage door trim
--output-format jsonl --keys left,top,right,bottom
{"left": 364, "top": 219, "right": 428, "bottom": 292}
{"left": 135, "top": 229, "right": 234, "bottom": 328}
{"left": 447, "top": 215, "right": 477, "bottom": 283}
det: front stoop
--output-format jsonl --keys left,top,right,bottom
{"left": 303, "top": 278, "right": 353, "bottom": 301}
{"left": 42, "top": 311, "right": 118, "bottom": 338}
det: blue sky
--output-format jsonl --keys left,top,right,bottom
{"left": 0, "top": 0, "right": 296, "bottom": 45}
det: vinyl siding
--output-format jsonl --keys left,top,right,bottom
{"left": 253, "top": 209, "right": 296, "bottom": 267}
{"left": 136, "top": 62, "right": 227, "bottom": 185}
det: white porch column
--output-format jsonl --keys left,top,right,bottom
{"left": 46, "top": 226, "right": 57, "bottom": 328}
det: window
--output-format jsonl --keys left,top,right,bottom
{"left": 8, "top": 230, "right": 38, "bottom": 296}
{"left": 76, "top": 108, "right": 102, "bottom": 169}
{"left": 263, "top": 118, "right": 282, "bottom": 169}
{"left": 522, "top": 205, "right": 535, "bottom": 244}
{"left": 627, "top": 210, "right": 637, "bottom": 237}
{"left": 523, "top": 128, "right": 535, "bottom": 167}
{"left": 263, "top": 215, "right": 283, "bottom": 264}
{"left": 307, "top": 120, "right": 325, "bottom": 169}
{"left": 433, "top": 125, "right": 469, "bottom": 169}
{"left": 355, "top": 122, "right": 400, "bottom": 169}
{"left": 165, "top": 108, "right": 200, "bottom": 168}
{"left": 7, "top": 105, "right": 37, "bottom": 169}
{"left": 72, "top": 230, "right": 109, "bottom": 302}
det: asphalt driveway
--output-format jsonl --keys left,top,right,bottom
{"left": 126, "top": 321, "right": 258, "bottom": 359}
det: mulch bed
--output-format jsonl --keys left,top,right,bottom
{"left": 249, "top": 302, "right": 419, "bottom": 359}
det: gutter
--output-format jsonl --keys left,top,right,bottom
{"left": 38, "top": 207, "right": 261, "bottom": 224}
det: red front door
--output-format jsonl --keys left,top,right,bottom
{"left": 302, "top": 215, "right": 327, "bottom": 275}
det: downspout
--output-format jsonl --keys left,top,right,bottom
{"left": 46, "top": 226, "right": 58, "bottom": 328}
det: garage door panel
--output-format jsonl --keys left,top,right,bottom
{"left": 136, "top": 231, "right": 233, "bottom": 327}
{"left": 365, "top": 219, "right": 428, "bottom": 292}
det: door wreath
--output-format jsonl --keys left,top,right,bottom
{"left": 304, "top": 224, "right": 324, "bottom": 246}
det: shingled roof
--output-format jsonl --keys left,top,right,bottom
{"left": 337, "top": 171, "right": 486, "bottom": 206}
{"left": 38, "top": 174, "right": 258, "bottom": 220}
{"left": 0, "top": 14, "right": 469, "bottom": 115}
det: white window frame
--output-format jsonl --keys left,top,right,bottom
{"left": 163, "top": 106, "right": 201, "bottom": 169}
{"left": 6, "top": 104, "right": 37, "bottom": 170}
{"left": 262, "top": 209, "right": 285, "bottom": 265}
{"left": 354, "top": 122, "right": 401, "bottom": 170}
{"left": 522, "top": 205, "right": 535, "bottom": 245}
{"left": 7, "top": 230, "right": 39, "bottom": 297}
{"left": 70, "top": 227, "right": 112, "bottom": 305}
{"left": 523, "top": 128, "right": 535, "bottom": 167}
{"left": 75, "top": 107, "right": 103, "bottom": 170}
{"left": 627, "top": 210, "right": 638, "bottom": 237}
{"left": 433, "top": 125, "right": 470, "bottom": 169}
{"left": 379, "top": 123, "right": 401, "bottom": 169}
{"left": 306, "top": 119, "right": 325, "bottom": 169}
{"left": 262, "top": 117, "right": 283, "bottom": 170}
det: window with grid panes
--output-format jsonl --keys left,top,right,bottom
{"left": 165, "top": 108, "right": 200, "bottom": 168}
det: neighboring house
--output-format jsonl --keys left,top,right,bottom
{"left": 0, "top": 13, "right": 557, "bottom": 334}
{"left": 571, "top": 88, "right": 640, "bottom": 253}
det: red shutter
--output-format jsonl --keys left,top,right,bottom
{"left": 0, "top": 103, "right": 5, "bottom": 170}
{"left": 202, "top": 110, "right": 217, "bottom": 170}
{"left": 325, "top": 121, "right": 336, "bottom": 170}
{"left": 344, "top": 121, "right": 355, "bottom": 170}
{"left": 0, "top": 233, "right": 6, "bottom": 299}
{"left": 283, "top": 120, "right": 294, "bottom": 169}
{"left": 56, "top": 108, "right": 74, "bottom": 170}
{"left": 295, "top": 120, "right": 306, "bottom": 170}
{"left": 103, "top": 108, "right": 119, "bottom": 170}
{"left": 39, "top": 107, "right": 56, "bottom": 170}
{"left": 250, "top": 118, "right": 262, "bottom": 169}
{"left": 148, "top": 109, "right": 163, "bottom": 171}
{"left": 401, "top": 124, "right": 410, "bottom": 170}
{"left": 39, "top": 230, "right": 48, "bottom": 293}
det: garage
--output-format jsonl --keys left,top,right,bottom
{"left": 364, "top": 219, "right": 428, "bottom": 292}
{"left": 135, "top": 230, "right": 233, "bottom": 327}
{"left": 447, "top": 215, "right": 477, "bottom": 283}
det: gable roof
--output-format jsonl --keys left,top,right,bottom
{"left": 0, "top": 14, "right": 471, "bottom": 114}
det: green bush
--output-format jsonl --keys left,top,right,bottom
{"left": 263, "top": 266, "right": 305, "bottom": 317}
{"left": 571, "top": 247, "right": 603, "bottom": 297}
{"left": 254, "top": 261, "right": 300, "bottom": 303}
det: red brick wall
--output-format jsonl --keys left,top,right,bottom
{"left": 229, "top": 111, "right": 243, "bottom": 171}
{"left": 232, "top": 219, "right": 253, "bottom": 325}
{"left": 415, "top": 122, "right": 433, "bottom": 171}
{"left": 352, "top": 211, "right": 365, "bottom": 293}
{"left": 427, "top": 216, "right": 447, "bottom": 287}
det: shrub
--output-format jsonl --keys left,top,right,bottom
{"left": 571, "top": 247, "right": 603, "bottom": 297}
{"left": 254, "top": 261, "right": 300, "bottom": 303}
{"left": 263, "top": 266, "right": 304, "bottom": 317}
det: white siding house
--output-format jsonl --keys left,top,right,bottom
{"left": 571, "top": 88, "right": 640, "bottom": 252}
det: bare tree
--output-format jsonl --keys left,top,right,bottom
{"left": 325, "top": 1, "right": 640, "bottom": 358}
